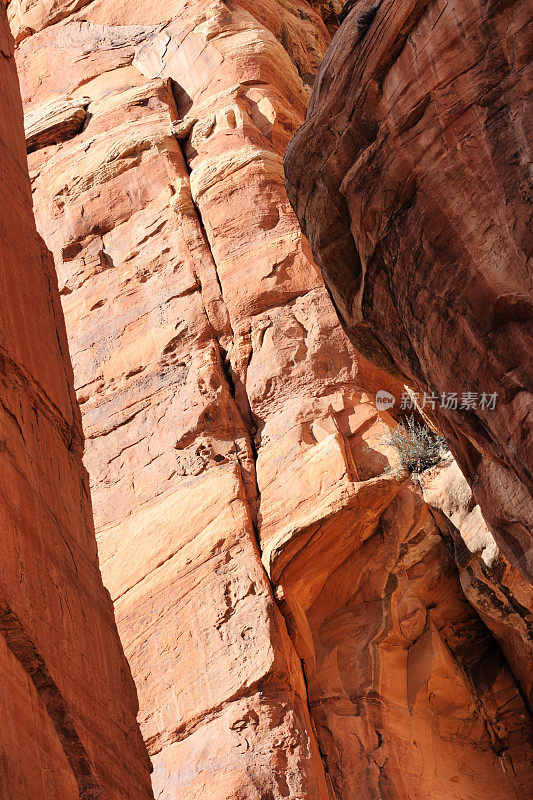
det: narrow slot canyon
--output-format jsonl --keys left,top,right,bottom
{"left": 0, "top": 1, "right": 531, "bottom": 799}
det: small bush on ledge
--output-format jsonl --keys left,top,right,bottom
{"left": 383, "top": 416, "right": 448, "bottom": 477}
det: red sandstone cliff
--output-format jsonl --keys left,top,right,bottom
{"left": 7, "top": 0, "right": 533, "bottom": 798}
{"left": 285, "top": 0, "right": 533, "bottom": 582}
{"left": 0, "top": 3, "right": 152, "bottom": 798}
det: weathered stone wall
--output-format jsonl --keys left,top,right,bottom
{"left": 0, "top": 3, "right": 152, "bottom": 798}
{"left": 10, "top": 0, "right": 533, "bottom": 798}
{"left": 285, "top": 0, "right": 533, "bottom": 582}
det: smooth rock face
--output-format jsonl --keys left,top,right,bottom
{"left": 11, "top": 0, "right": 533, "bottom": 798}
{"left": 285, "top": 0, "right": 533, "bottom": 581}
{"left": 0, "top": 5, "right": 152, "bottom": 799}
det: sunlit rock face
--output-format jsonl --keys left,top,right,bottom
{"left": 273, "top": 446, "right": 532, "bottom": 800}
{"left": 11, "top": 0, "right": 532, "bottom": 797}
{"left": 285, "top": 0, "right": 533, "bottom": 583}
{"left": 0, "top": 4, "right": 152, "bottom": 798}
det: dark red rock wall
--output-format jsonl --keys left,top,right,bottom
{"left": 285, "top": 0, "right": 533, "bottom": 581}
{"left": 0, "top": 4, "right": 153, "bottom": 798}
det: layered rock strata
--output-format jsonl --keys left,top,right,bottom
{"left": 0, "top": 4, "right": 152, "bottom": 798}
{"left": 285, "top": 0, "right": 533, "bottom": 582}
{"left": 11, "top": 0, "right": 533, "bottom": 798}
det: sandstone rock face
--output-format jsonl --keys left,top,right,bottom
{"left": 11, "top": 0, "right": 533, "bottom": 798}
{"left": 273, "top": 438, "right": 532, "bottom": 799}
{"left": 419, "top": 456, "right": 533, "bottom": 709}
{"left": 285, "top": 0, "right": 533, "bottom": 582}
{"left": 0, "top": 5, "right": 152, "bottom": 799}
{"left": 15, "top": 3, "right": 336, "bottom": 796}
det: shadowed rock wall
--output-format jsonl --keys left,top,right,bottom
{"left": 285, "top": 0, "right": 533, "bottom": 582}
{"left": 0, "top": 3, "right": 153, "bottom": 798}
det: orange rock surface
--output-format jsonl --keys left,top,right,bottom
{"left": 0, "top": 4, "right": 152, "bottom": 798}
{"left": 273, "top": 438, "right": 532, "bottom": 798}
{"left": 9, "top": 0, "right": 533, "bottom": 798}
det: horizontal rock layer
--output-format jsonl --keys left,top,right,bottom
{"left": 0, "top": 4, "right": 152, "bottom": 799}
{"left": 11, "top": 0, "right": 533, "bottom": 798}
{"left": 285, "top": 0, "right": 533, "bottom": 583}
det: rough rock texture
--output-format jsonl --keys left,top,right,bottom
{"left": 11, "top": 0, "right": 533, "bottom": 798}
{"left": 25, "top": 95, "right": 88, "bottom": 153}
{"left": 0, "top": 4, "right": 152, "bottom": 799}
{"left": 14, "top": 3, "right": 337, "bottom": 797}
{"left": 273, "top": 435, "right": 532, "bottom": 799}
{"left": 285, "top": 0, "right": 533, "bottom": 581}
{"left": 419, "top": 456, "right": 533, "bottom": 709}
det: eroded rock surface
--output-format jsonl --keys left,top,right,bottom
{"left": 0, "top": 4, "right": 152, "bottom": 798}
{"left": 15, "top": 3, "right": 338, "bottom": 796}
{"left": 285, "top": 0, "right": 533, "bottom": 581}
{"left": 419, "top": 456, "right": 533, "bottom": 710}
{"left": 273, "top": 434, "right": 532, "bottom": 799}
{"left": 11, "top": 0, "right": 533, "bottom": 797}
